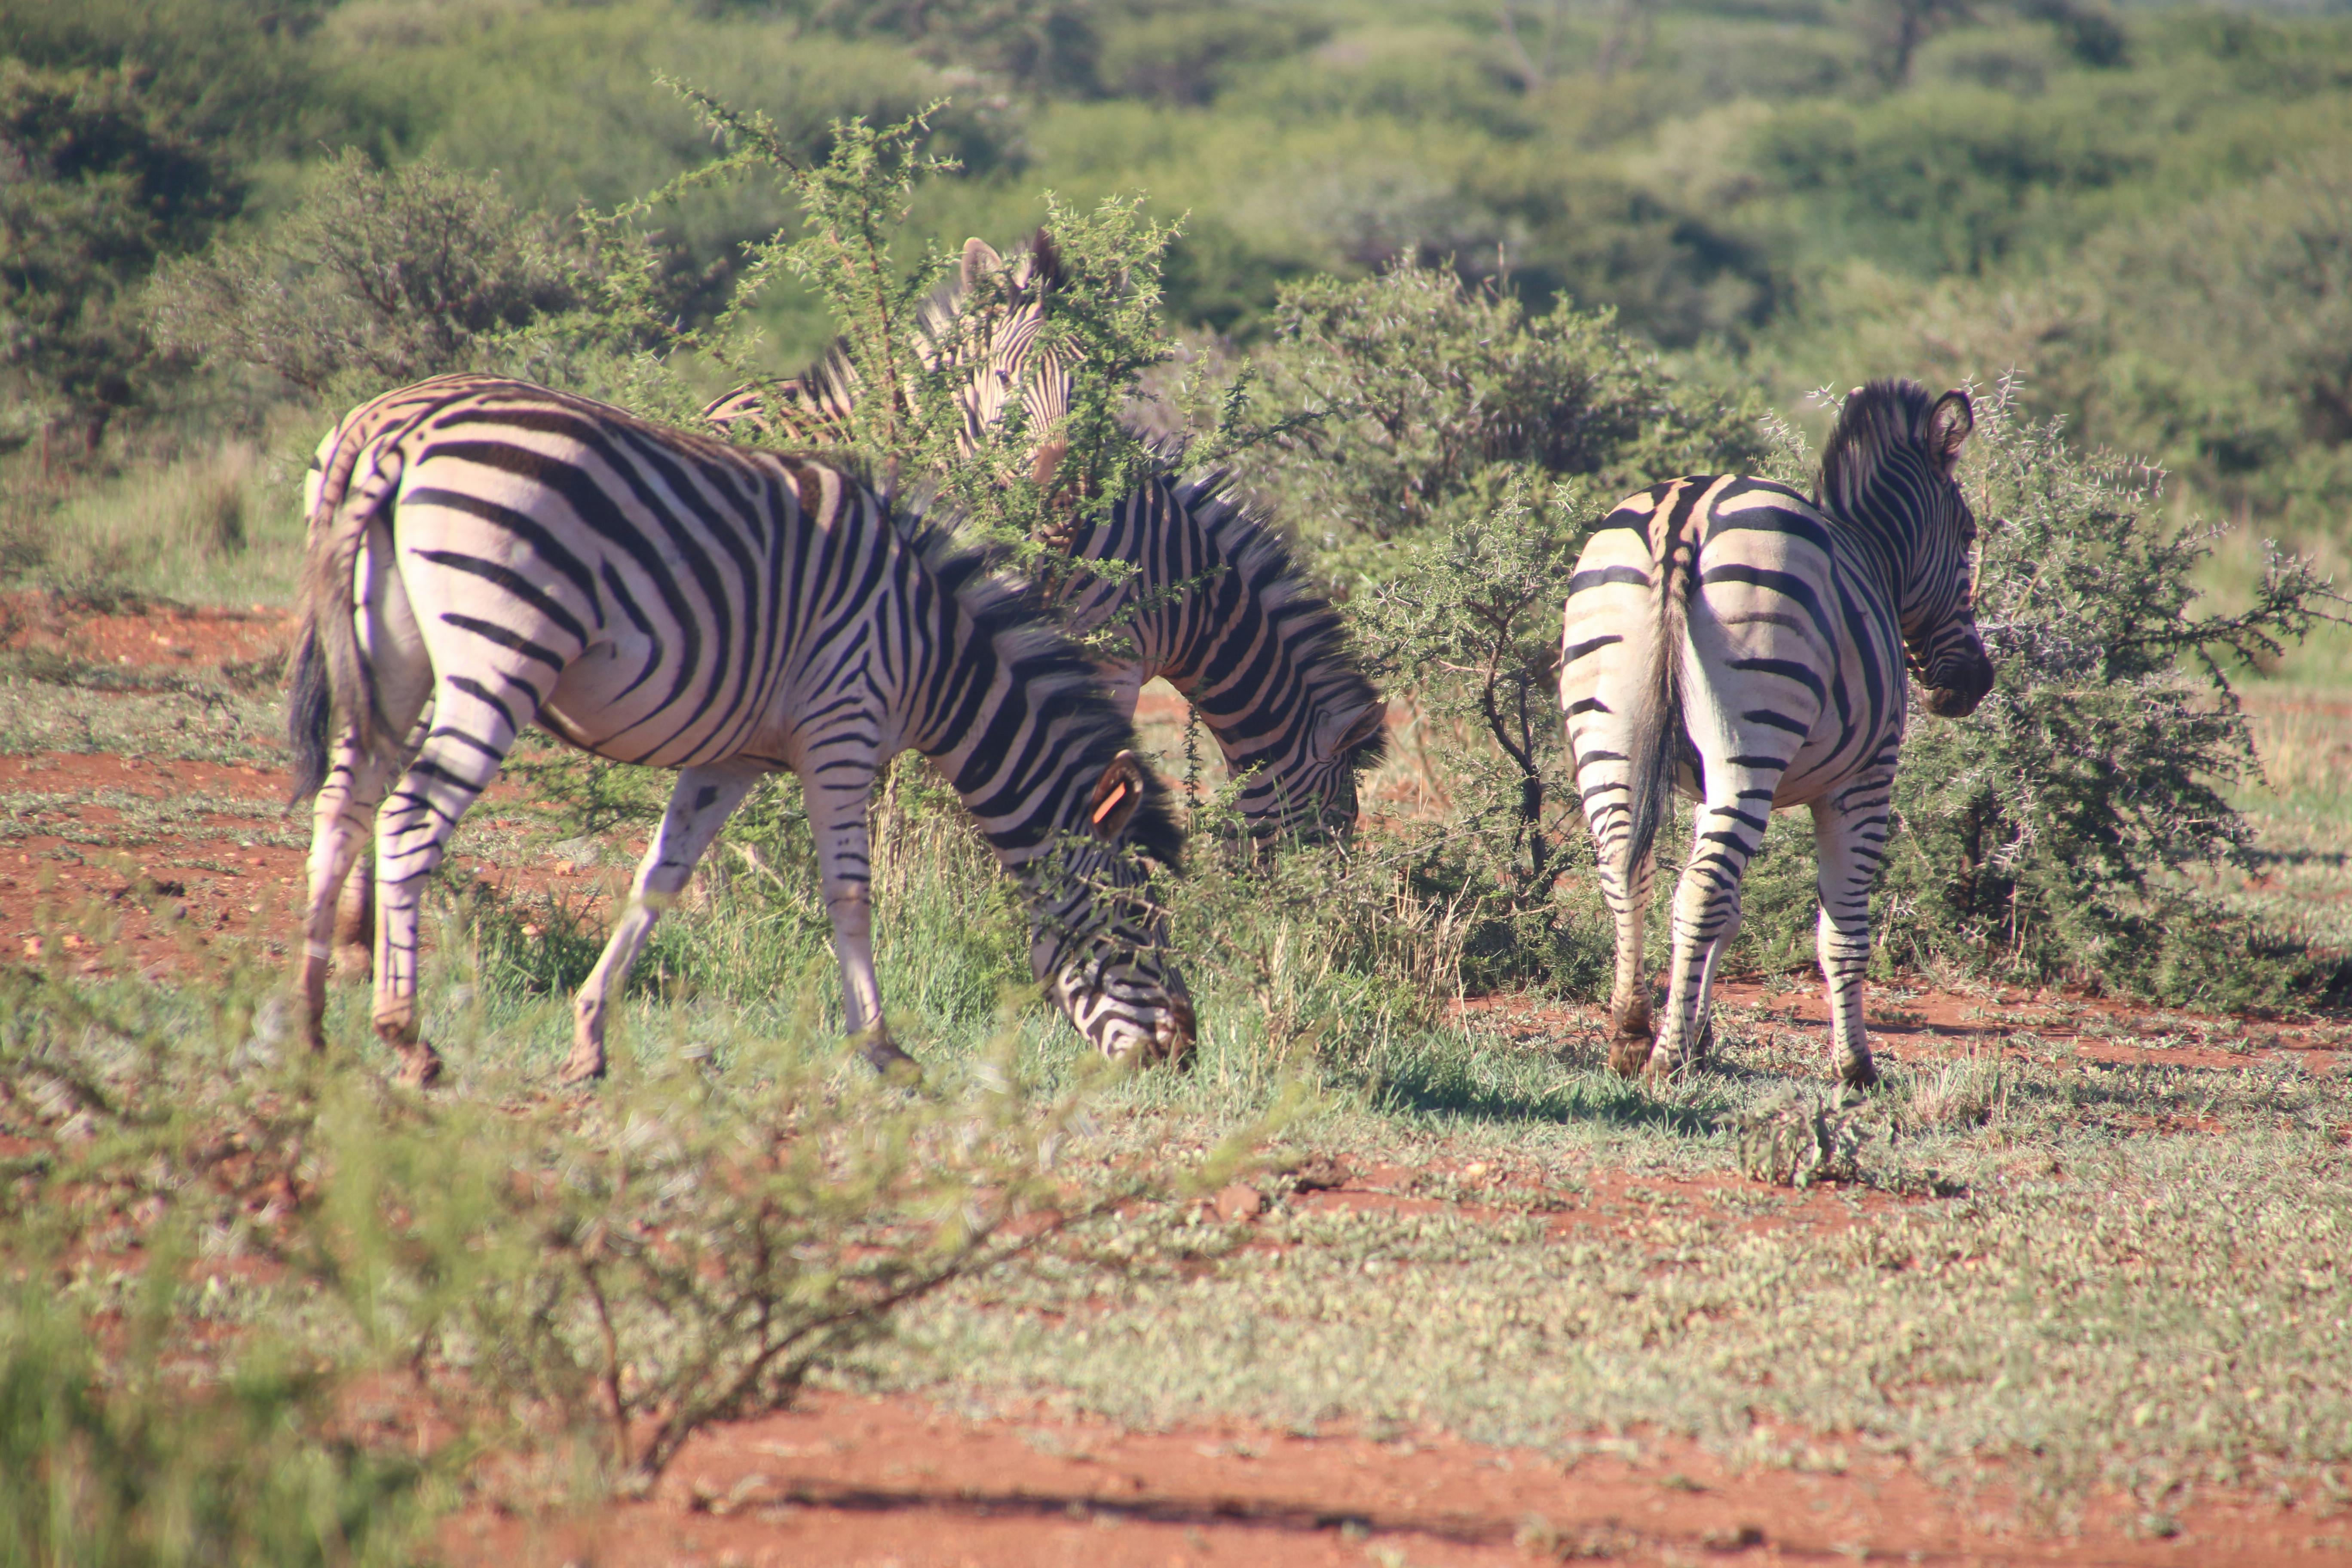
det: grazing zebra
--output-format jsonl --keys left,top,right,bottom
{"left": 1559, "top": 380, "right": 1994, "bottom": 1087}
{"left": 705, "top": 240, "right": 1387, "bottom": 845}
{"left": 287, "top": 373, "right": 1194, "bottom": 1088}
{"left": 1060, "top": 471, "right": 1387, "bottom": 843}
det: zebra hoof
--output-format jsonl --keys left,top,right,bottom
{"left": 1606, "top": 1036, "right": 1652, "bottom": 1077}
{"left": 1838, "top": 1055, "right": 1880, "bottom": 1090}
{"left": 861, "top": 1035, "right": 922, "bottom": 1084}
{"left": 556, "top": 1046, "right": 607, "bottom": 1087}
{"left": 392, "top": 1042, "right": 444, "bottom": 1089}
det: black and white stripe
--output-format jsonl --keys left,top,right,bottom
{"left": 1062, "top": 472, "right": 1386, "bottom": 845}
{"left": 288, "top": 373, "right": 1193, "bottom": 1087}
{"left": 706, "top": 242, "right": 1386, "bottom": 846}
{"left": 1559, "top": 380, "right": 1994, "bottom": 1086}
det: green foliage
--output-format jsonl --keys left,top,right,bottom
{"left": 326, "top": 1016, "right": 1200, "bottom": 1488}
{"left": 1353, "top": 481, "right": 1590, "bottom": 921}
{"left": 148, "top": 149, "right": 593, "bottom": 400}
{"left": 1748, "top": 89, "right": 2143, "bottom": 277}
{"left": 642, "top": 92, "right": 1176, "bottom": 578}
{"left": 0, "top": 969, "right": 428, "bottom": 1567}
{"left": 1239, "top": 261, "right": 1770, "bottom": 565}
{"left": 0, "top": 60, "right": 237, "bottom": 446}
{"left": 0, "top": 0, "right": 335, "bottom": 159}
{"left": 0, "top": 939, "right": 1251, "bottom": 1522}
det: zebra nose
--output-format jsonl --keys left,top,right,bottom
{"left": 1157, "top": 992, "right": 1198, "bottom": 1068}
{"left": 1925, "top": 652, "right": 1995, "bottom": 717}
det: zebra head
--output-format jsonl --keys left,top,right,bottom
{"left": 1821, "top": 381, "right": 1996, "bottom": 719}
{"left": 1031, "top": 750, "right": 1197, "bottom": 1066}
{"left": 701, "top": 230, "right": 1075, "bottom": 484}
{"left": 934, "top": 232, "right": 1075, "bottom": 487}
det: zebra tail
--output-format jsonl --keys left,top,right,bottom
{"left": 289, "top": 438, "right": 392, "bottom": 801}
{"left": 1618, "top": 532, "right": 1689, "bottom": 891}
{"left": 286, "top": 619, "right": 330, "bottom": 805}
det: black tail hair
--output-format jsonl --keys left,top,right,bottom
{"left": 287, "top": 619, "right": 330, "bottom": 805}
{"left": 1619, "top": 512, "right": 1692, "bottom": 890}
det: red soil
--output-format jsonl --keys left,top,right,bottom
{"left": 0, "top": 590, "right": 297, "bottom": 670}
{"left": 442, "top": 1388, "right": 2352, "bottom": 1567}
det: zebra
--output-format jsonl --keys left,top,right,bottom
{"left": 1060, "top": 470, "right": 1387, "bottom": 844}
{"left": 287, "top": 373, "right": 1195, "bottom": 1088}
{"left": 704, "top": 231, "right": 1075, "bottom": 491}
{"left": 1559, "top": 380, "right": 1994, "bottom": 1087}
{"left": 705, "top": 240, "right": 1387, "bottom": 845}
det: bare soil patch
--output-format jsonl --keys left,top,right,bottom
{"left": 1457, "top": 985, "right": 2351, "bottom": 1076}
{"left": 442, "top": 1390, "right": 2352, "bottom": 1568}
{"left": 0, "top": 590, "right": 297, "bottom": 671}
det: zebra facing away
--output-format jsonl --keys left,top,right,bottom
{"left": 288, "top": 373, "right": 1194, "bottom": 1088}
{"left": 704, "top": 236, "right": 1387, "bottom": 845}
{"left": 1560, "top": 380, "right": 1994, "bottom": 1087}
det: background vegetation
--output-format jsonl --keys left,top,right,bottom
{"left": 4, "top": 3, "right": 2351, "bottom": 1553}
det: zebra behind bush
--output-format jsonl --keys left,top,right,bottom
{"left": 1559, "top": 380, "right": 1994, "bottom": 1087}
{"left": 706, "top": 236, "right": 1386, "bottom": 845}
{"left": 288, "top": 373, "right": 1194, "bottom": 1087}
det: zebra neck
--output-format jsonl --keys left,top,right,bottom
{"left": 1821, "top": 490, "right": 1908, "bottom": 606}
{"left": 1075, "top": 472, "right": 1323, "bottom": 743}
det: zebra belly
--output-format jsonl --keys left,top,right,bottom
{"left": 541, "top": 635, "right": 775, "bottom": 771}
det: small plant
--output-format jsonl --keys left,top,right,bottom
{"left": 1735, "top": 1091, "right": 1868, "bottom": 1188}
{"left": 1904, "top": 1049, "right": 2010, "bottom": 1130}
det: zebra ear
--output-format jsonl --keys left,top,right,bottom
{"left": 961, "top": 236, "right": 1004, "bottom": 293}
{"left": 1316, "top": 699, "right": 1387, "bottom": 760}
{"left": 1927, "top": 390, "right": 1974, "bottom": 475}
{"left": 1087, "top": 749, "right": 1149, "bottom": 840}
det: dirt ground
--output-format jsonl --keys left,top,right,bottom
{"left": 435, "top": 1387, "right": 2352, "bottom": 1568}
{"left": 10, "top": 592, "right": 2351, "bottom": 1567}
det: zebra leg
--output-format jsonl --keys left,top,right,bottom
{"left": 1598, "top": 842, "right": 1657, "bottom": 1075}
{"left": 327, "top": 707, "right": 432, "bottom": 982}
{"left": 562, "top": 761, "right": 768, "bottom": 1086}
{"left": 804, "top": 760, "right": 919, "bottom": 1076}
{"left": 370, "top": 677, "right": 543, "bottom": 1087}
{"left": 1650, "top": 784, "right": 1774, "bottom": 1076}
{"left": 297, "top": 734, "right": 408, "bottom": 1053}
{"left": 1810, "top": 793, "right": 1890, "bottom": 1089}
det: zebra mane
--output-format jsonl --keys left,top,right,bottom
{"left": 899, "top": 510, "right": 1186, "bottom": 871}
{"left": 1817, "top": 378, "right": 1938, "bottom": 518}
{"left": 1161, "top": 469, "right": 1388, "bottom": 770}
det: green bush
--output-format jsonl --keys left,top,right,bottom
{"left": 1760, "top": 380, "right": 2346, "bottom": 1004}
{"left": 1237, "top": 260, "right": 1770, "bottom": 570}
{"left": 0, "top": 60, "right": 237, "bottom": 449}
{"left": 148, "top": 149, "right": 593, "bottom": 401}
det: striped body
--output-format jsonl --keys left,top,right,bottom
{"left": 288, "top": 374, "right": 1192, "bottom": 1086}
{"left": 1560, "top": 381, "right": 1992, "bottom": 1085}
{"left": 1061, "top": 472, "right": 1385, "bottom": 842}
{"left": 704, "top": 234, "right": 1385, "bottom": 843}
